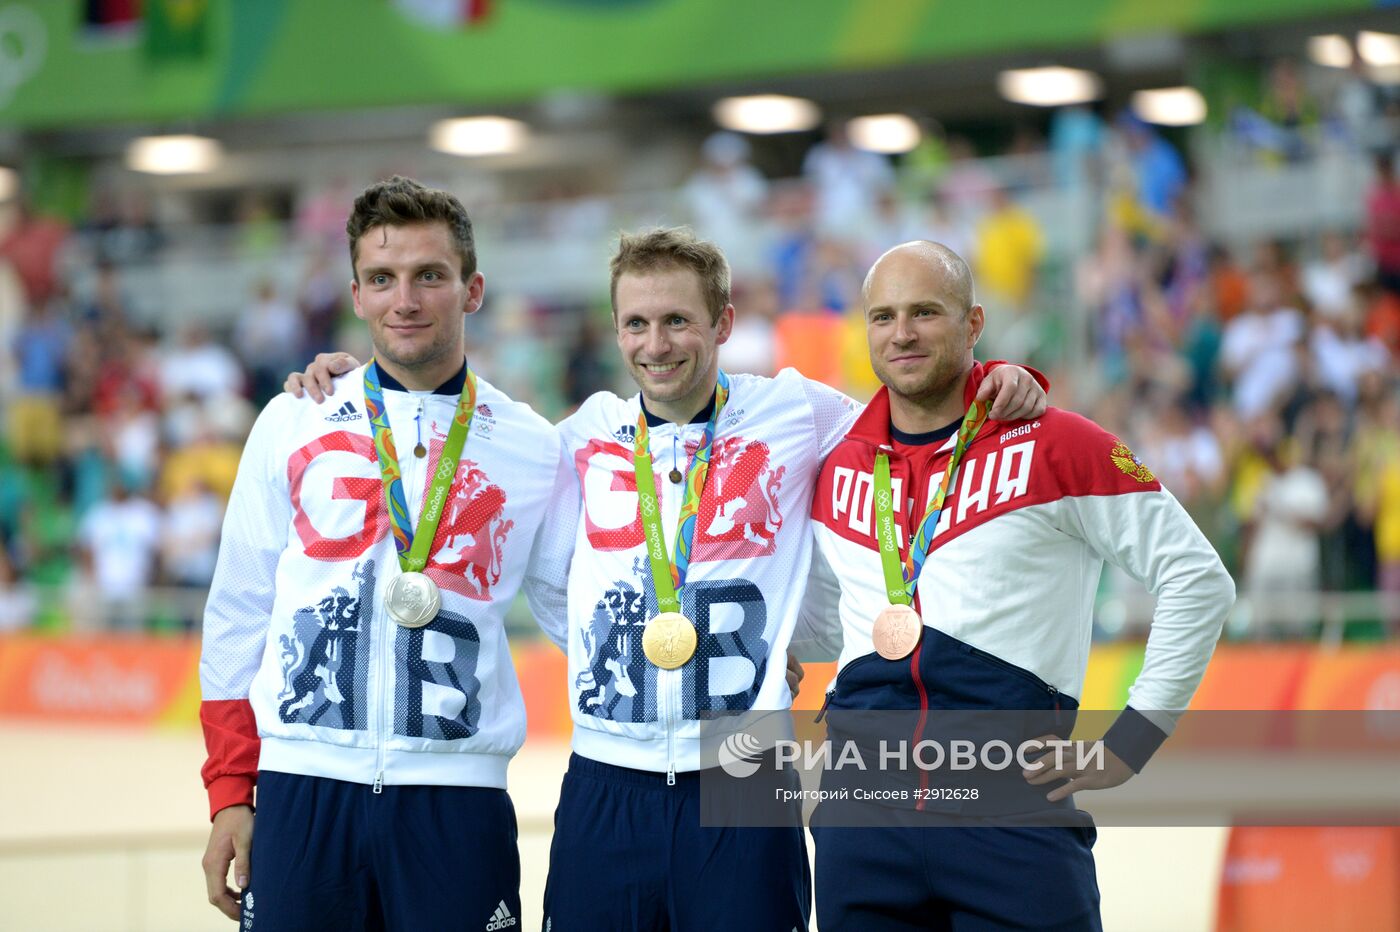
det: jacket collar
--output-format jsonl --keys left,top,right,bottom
{"left": 846, "top": 361, "right": 990, "bottom": 448}
{"left": 376, "top": 360, "right": 468, "bottom": 396}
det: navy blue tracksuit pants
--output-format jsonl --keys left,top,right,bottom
{"left": 541, "top": 753, "right": 810, "bottom": 932}
{"left": 813, "top": 816, "right": 1101, "bottom": 931}
{"left": 243, "top": 770, "right": 521, "bottom": 932}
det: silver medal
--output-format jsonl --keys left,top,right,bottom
{"left": 384, "top": 571, "right": 441, "bottom": 629}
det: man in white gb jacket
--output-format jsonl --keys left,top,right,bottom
{"left": 198, "top": 177, "right": 574, "bottom": 932}
{"left": 537, "top": 229, "right": 1046, "bottom": 932}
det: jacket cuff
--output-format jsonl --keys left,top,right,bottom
{"left": 207, "top": 774, "right": 256, "bottom": 821}
{"left": 1103, "top": 705, "right": 1170, "bottom": 773}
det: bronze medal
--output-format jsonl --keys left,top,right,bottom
{"left": 872, "top": 603, "right": 922, "bottom": 660}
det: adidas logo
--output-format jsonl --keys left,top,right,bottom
{"left": 485, "top": 900, "right": 517, "bottom": 930}
{"left": 614, "top": 424, "right": 637, "bottom": 443}
{"left": 324, "top": 401, "right": 362, "bottom": 422}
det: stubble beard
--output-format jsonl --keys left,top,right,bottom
{"left": 881, "top": 355, "right": 966, "bottom": 415}
{"left": 374, "top": 325, "right": 460, "bottom": 378}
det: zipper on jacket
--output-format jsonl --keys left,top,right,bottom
{"left": 374, "top": 554, "right": 392, "bottom": 794}
{"left": 375, "top": 395, "right": 429, "bottom": 797}
{"left": 815, "top": 647, "right": 905, "bottom": 723}
{"left": 966, "top": 643, "right": 1062, "bottom": 709}
{"left": 908, "top": 639, "right": 932, "bottom": 811}
{"left": 654, "top": 660, "right": 678, "bottom": 786}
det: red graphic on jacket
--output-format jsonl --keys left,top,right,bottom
{"left": 424, "top": 458, "right": 514, "bottom": 600}
{"left": 288, "top": 431, "right": 512, "bottom": 600}
{"left": 575, "top": 434, "right": 786, "bottom": 560}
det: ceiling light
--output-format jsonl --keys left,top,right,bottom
{"left": 1131, "top": 87, "right": 1207, "bottom": 126}
{"left": 712, "top": 95, "right": 821, "bottom": 134}
{"left": 1358, "top": 31, "right": 1400, "bottom": 67}
{"left": 126, "top": 135, "right": 222, "bottom": 175}
{"left": 0, "top": 167, "right": 16, "bottom": 201}
{"left": 429, "top": 117, "right": 528, "bottom": 156}
{"left": 1308, "top": 34, "right": 1353, "bottom": 68}
{"left": 848, "top": 114, "right": 921, "bottom": 154}
{"left": 997, "top": 67, "right": 1102, "bottom": 107}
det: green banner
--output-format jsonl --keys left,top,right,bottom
{"left": 143, "top": 0, "right": 212, "bottom": 63}
{"left": 0, "top": 0, "right": 1377, "bottom": 128}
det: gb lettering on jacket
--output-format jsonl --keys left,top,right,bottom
{"left": 575, "top": 434, "right": 787, "bottom": 560}
{"left": 287, "top": 428, "right": 514, "bottom": 601}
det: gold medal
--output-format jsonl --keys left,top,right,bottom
{"left": 384, "top": 571, "right": 441, "bottom": 629}
{"left": 872, "top": 603, "right": 922, "bottom": 660}
{"left": 642, "top": 611, "right": 697, "bottom": 669}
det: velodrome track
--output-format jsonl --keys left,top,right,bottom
{"left": 0, "top": 723, "right": 1226, "bottom": 931}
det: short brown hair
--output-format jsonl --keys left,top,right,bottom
{"left": 609, "top": 227, "right": 730, "bottom": 324}
{"left": 346, "top": 175, "right": 477, "bottom": 281}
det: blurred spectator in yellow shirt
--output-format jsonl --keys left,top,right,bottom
{"left": 974, "top": 186, "right": 1044, "bottom": 315}
{"left": 1355, "top": 390, "right": 1400, "bottom": 631}
{"left": 158, "top": 424, "right": 242, "bottom": 504}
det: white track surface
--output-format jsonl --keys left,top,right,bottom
{"left": 0, "top": 724, "right": 1225, "bottom": 931}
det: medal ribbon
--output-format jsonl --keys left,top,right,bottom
{"left": 872, "top": 400, "right": 989, "bottom": 606}
{"left": 632, "top": 371, "right": 730, "bottom": 614}
{"left": 363, "top": 360, "right": 477, "bottom": 572}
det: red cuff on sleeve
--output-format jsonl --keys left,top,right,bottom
{"left": 206, "top": 774, "right": 256, "bottom": 820}
{"left": 201, "top": 699, "right": 260, "bottom": 821}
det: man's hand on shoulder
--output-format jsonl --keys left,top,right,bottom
{"left": 284, "top": 352, "right": 363, "bottom": 404}
{"left": 202, "top": 804, "right": 254, "bottom": 921}
{"left": 977, "top": 365, "right": 1047, "bottom": 422}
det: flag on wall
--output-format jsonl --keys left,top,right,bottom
{"left": 82, "top": 0, "right": 140, "bottom": 30}
{"left": 392, "top": 0, "right": 493, "bottom": 29}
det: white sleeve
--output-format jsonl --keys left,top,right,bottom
{"left": 522, "top": 437, "right": 578, "bottom": 652}
{"left": 789, "top": 531, "right": 843, "bottom": 662}
{"left": 798, "top": 373, "right": 863, "bottom": 461}
{"left": 200, "top": 396, "right": 294, "bottom": 701}
{"left": 1062, "top": 487, "right": 1235, "bottom": 728}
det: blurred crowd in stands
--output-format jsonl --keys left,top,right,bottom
{"left": 1, "top": 56, "right": 1398, "bottom": 637}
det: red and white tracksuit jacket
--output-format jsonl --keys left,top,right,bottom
{"left": 809, "top": 368, "right": 1235, "bottom": 771}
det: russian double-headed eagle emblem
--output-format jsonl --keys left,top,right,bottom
{"left": 1110, "top": 441, "right": 1155, "bottom": 483}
